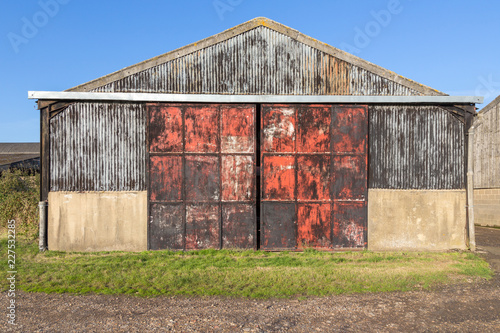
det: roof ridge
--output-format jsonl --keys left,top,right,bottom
{"left": 67, "top": 17, "right": 445, "bottom": 96}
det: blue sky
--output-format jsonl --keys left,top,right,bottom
{"left": 1, "top": 0, "right": 499, "bottom": 142}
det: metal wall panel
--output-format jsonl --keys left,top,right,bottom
{"left": 49, "top": 102, "right": 146, "bottom": 191}
{"left": 261, "top": 104, "right": 368, "bottom": 250}
{"left": 91, "top": 27, "right": 421, "bottom": 96}
{"left": 369, "top": 105, "right": 465, "bottom": 189}
{"left": 473, "top": 101, "right": 500, "bottom": 188}
{"left": 148, "top": 103, "right": 256, "bottom": 250}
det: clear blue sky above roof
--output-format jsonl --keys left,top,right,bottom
{"left": 1, "top": 0, "right": 499, "bottom": 142}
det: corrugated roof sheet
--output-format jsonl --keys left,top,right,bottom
{"left": 67, "top": 17, "right": 444, "bottom": 97}
{"left": 0, "top": 143, "right": 39, "bottom": 154}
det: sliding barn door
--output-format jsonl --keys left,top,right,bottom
{"left": 147, "top": 103, "right": 256, "bottom": 250}
{"left": 260, "top": 104, "right": 368, "bottom": 250}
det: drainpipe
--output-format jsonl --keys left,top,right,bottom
{"left": 39, "top": 201, "right": 48, "bottom": 251}
{"left": 467, "top": 124, "right": 476, "bottom": 251}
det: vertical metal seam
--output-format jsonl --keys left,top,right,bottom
{"left": 218, "top": 105, "right": 223, "bottom": 250}
{"left": 146, "top": 103, "right": 151, "bottom": 250}
{"left": 294, "top": 105, "right": 298, "bottom": 250}
{"left": 181, "top": 105, "right": 187, "bottom": 251}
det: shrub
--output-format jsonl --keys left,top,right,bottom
{"left": 0, "top": 170, "right": 40, "bottom": 238}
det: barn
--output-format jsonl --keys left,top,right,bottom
{"left": 29, "top": 18, "right": 482, "bottom": 252}
{"left": 472, "top": 95, "right": 500, "bottom": 227}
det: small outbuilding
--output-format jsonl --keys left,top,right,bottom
{"left": 0, "top": 142, "right": 40, "bottom": 173}
{"left": 472, "top": 95, "right": 500, "bottom": 227}
{"left": 29, "top": 18, "right": 481, "bottom": 252}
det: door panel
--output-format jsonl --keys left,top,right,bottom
{"left": 262, "top": 155, "right": 295, "bottom": 201}
{"left": 149, "top": 203, "right": 183, "bottom": 250}
{"left": 261, "top": 202, "right": 296, "bottom": 250}
{"left": 297, "top": 203, "right": 332, "bottom": 249}
{"left": 148, "top": 103, "right": 366, "bottom": 251}
{"left": 261, "top": 104, "right": 368, "bottom": 250}
{"left": 148, "top": 103, "right": 256, "bottom": 250}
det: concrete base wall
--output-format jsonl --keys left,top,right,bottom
{"left": 48, "top": 191, "right": 147, "bottom": 252}
{"left": 368, "top": 189, "right": 467, "bottom": 251}
{"left": 474, "top": 188, "right": 500, "bottom": 227}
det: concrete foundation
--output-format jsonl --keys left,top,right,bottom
{"left": 474, "top": 188, "right": 500, "bottom": 227}
{"left": 368, "top": 189, "right": 467, "bottom": 251}
{"left": 48, "top": 191, "right": 147, "bottom": 251}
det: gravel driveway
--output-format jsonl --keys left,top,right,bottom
{"left": 2, "top": 227, "right": 499, "bottom": 332}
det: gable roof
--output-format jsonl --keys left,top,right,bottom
{"left": 67, "top": 17, "right": 445, "bottom": 96}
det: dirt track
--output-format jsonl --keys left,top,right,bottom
{"left": 2, "top": 227, "right": 499, "bottom": 332}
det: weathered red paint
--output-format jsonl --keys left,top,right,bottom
{"left": 262, "top": 105, "right": 295, "bottom": 152}
{"left": 297, "top": 106, "right": 331, "bottom": 152}
{"left": 185, "top": 106, "right": 219, "bottom": 153}
{"left": 149, "top": 105, "right": 183, "bottom": 152}
{"left": 262, "top": 155, "right": 295, "bottom": 200}
{"left": 185, "top": 204, "right": 220, "bottom": 249}
{"left": 221, "top": 105, "right": 254, "bottom": 153}
{"left": 297, "top": 155, "right": 330, "bottom": 201}
{"left": 297, "top": 204, "right": 331, "bottom": 249}
{"left": 149, "top": 156, "right": 182, "bottom": 201}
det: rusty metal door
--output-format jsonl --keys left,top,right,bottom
{"left": 148, "top": 104, "right": 256, "bottom": 250}
{"left": 261, "top": 104, "right": 367, "bottom": 250}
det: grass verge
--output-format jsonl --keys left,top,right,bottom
{"left": 0, "top": 236, "right": 492, "bottom": 299}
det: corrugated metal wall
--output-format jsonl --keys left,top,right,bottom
{"left": 50, "top": 102, "right": 146, "bottom": 191}
{"left": 91, "top": 27, "right": 420, "bottom": 96}
{"left": 474, "top": 100, "right": 500, "bottom": 188}
{"left": 369, "top": 105, "right": 465, "bottom": 189}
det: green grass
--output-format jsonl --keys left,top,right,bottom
{"left": 0, "top": 236, "right": 493, "bottom": 298}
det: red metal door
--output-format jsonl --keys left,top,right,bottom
{"left": 261, "top": 104, "right": 367, "bottom": 250}
{"left": 148, "top": 104, "right": 256, "bottom": 250}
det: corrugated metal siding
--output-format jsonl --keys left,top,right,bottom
{"left": 91, "top": 27, "right": 420, "bottom": 96}
{"left": 369, "top": 105, "right": 465, "bottom": 189}
{"left": 50, "top": 102, "right": 146, "bottom": 191}
{"left": 474, "top": 102, "right": 500, "bottom": 188}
